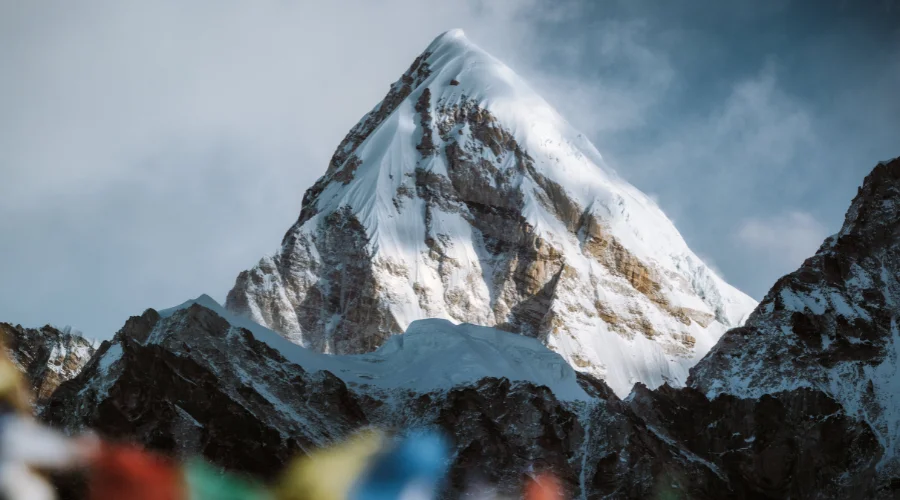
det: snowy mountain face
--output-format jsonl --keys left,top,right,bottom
{"left": 0, "top": 322, "right": 95, "bottom": 406}
{"left": 226, "top": 29, "right": 756, "bottom": 397}
{"left": 691, "top": 157, "right": 900, "bottom": 477}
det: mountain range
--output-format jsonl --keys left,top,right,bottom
{"left": 4, "top": 30, "right": 899, "bottom": 498}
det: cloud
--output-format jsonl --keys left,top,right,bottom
{"left": 520, "top": 19, "right": 675, "bottom": 136}
{"left": 710, "top": 62, "right": 815, "bottom": 169}
{"left": 593, "top": 59, "right": 826, "bottom": 298}
{"left": 0, "top": 0, "right": 557, "bottom": 336}
{"left": 735, "top": 211, "right": 829, "bottom": 271}
{"left": 1, "top": 1, "right": 897, "bottom": 334}
{"left": 620, "top": 61, "right": 817, "bottom": 195}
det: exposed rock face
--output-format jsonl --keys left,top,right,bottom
{"left": 42, "top": 306, "right": 368, "bottom": 480}
{"left": 226, "top": 29, "right": 756, "bottom": 396}
{"left": 0, "top": 322, "right": 95, "bottom": 407}
{"left": 627, "top": 384, "right": 886, "bottom": 498}
{"left": 690, "top": 157, "right": 900, "bottom": 478}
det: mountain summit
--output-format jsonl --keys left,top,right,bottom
{"left": 225, "top": 30, "right": 756, "bottom": 396}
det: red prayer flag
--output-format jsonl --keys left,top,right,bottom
{"left": 88, "top": 443, "right": 185, "bottom": 500}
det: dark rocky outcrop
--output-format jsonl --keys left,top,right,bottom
{"left": 42, "top": 305, "right": 368, "bottom": 480}
{"left": 690, "top": 157, "right": 900, "bottom": 489}
{"left": 628, "top": 384, "right": 884, "bottom": 498}
{"left": 0, "top": 322, "right": 95, "bottom": 407}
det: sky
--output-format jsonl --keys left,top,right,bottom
{"left": 1, "top": 0, "right": 898, "bottom": 339}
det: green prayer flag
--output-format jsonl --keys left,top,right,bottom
{"left": 185, "top": 458, "right": 273, "bottom": 500}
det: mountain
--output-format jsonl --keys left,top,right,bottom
{"left": 160, "top": 294, "right": 589, "bottom": 401}
{"left": 42, "top": 302, "right": 369, "bottom": 481}
{"left": 0, "top": 322, "right": 95, "bottom": 406}
{"left": 690, "top": 156, "right": 900, "bottom": 477}
{"left": 225, "top": 29, "right": 756, "bottom": 397}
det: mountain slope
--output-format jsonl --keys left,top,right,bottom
{"left": 226, "top": 29, "right": 756, "bottom": 396}
{"left": 691, "top": 157, "right": 900, "bottom": 476}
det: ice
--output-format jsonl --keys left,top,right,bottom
{"left": 160, "top": 295, "right": 589, "bottom": 401}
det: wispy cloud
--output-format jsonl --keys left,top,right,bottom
{"left": 621, "top": 61, "right": 817, "bottom": 197}
{"left": 591, "top": 57, "right": 831, "bottom": 298}
{"left": 735, "top": 210, "right": 829, "bottom": 272}
{"left": 516, "top": 19, "right": 675, "bottom": 136}
{"left": 712, "top": 62, "right": 815, "bottom": 167}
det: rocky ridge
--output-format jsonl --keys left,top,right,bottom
{"left": 0, "top": 322, "right": 95, "bottom": 407}
{"left": 37, "top": 297, "right": 890, "bottom": 498}
{"left": 690, "top": 156, "right": 900, "bottom": 478}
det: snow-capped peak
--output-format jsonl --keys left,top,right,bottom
{"left": 226, "top": 30, "right": 757, "bottom": 397}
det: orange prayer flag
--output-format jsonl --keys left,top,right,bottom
{"left": 524, "top": 473, "right": 564, "bottom": 500}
